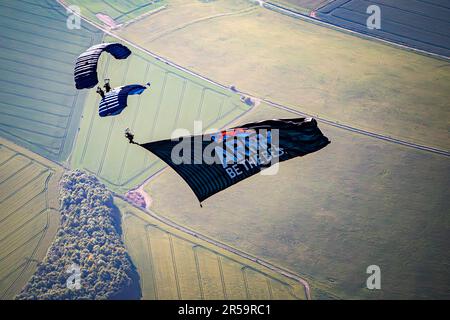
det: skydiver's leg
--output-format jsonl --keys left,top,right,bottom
{"left": 104, "top": 79, "right": 111, "bottom": 92}
{"left": 96, "top": 86, "right": 105, "bottom": 98}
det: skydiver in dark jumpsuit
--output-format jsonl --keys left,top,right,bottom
{"left": 125, "top": 128, "right": 137, "bottom": 145}
{"left": 104, "top": 79, "right": 111, "bottom": 93}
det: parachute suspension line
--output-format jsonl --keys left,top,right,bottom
{"left": 99, "top": 48, "right": 128, "bottom": 93}
{"left": 97, "top": 55, "right": 112, "bottom": 97}
{"left": 98, "top": 51, "right": 116, "bottom": 91}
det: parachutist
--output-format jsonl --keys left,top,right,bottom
{"left": 125, "top": 128, "right": 137, "bottom": 145}
{"left": 104, "top": 79, "right": 111, "bottom": 93}
{"left": 96, "top": 86, "right": 105, "bottom": 99}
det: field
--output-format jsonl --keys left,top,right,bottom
{"left": 315, "top": 0, "right": 450, "bottom": 57}
{"left": 145, "top": 102, "right": 450, "bottom": 299}
{"left": 117, "top": 198, "right": 307, "bottom": 300}
{"left": 63, "top": 0, "right": 167, "bottom": 25}
{"left": 71, "top": 35, "right": 251, "bottom": 193}
{"left": 0, "top": 0, "right": 103, "bottom": 162}
{"left": 0, "top": 138, "right": 62, "bottom": 300}
{"left": 117, "top": 0, "right": 450, "bottom": 151}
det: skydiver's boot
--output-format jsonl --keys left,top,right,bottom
{"left": 96, "top": 86, "right": 105, "bottom": 99}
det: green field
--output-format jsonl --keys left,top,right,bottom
{"left": 117, "top": 198, "right": 307, "bottom": 300}
{"left": 63, "top": 0, "right": 167, "bottom": 25}
{"left": 71, "top": 35, "right": 251, "bottom": 193}
{"left": 145, "top": 103, "right": 450, "bottom": 299}
{"left": 117, "top": 0, "right": 450, "bottom": 151}
{"left": 0, "top": 0, "right": 102, "bottom": 162}
{"left": 0, "top": 138, "right": 61, "bottom": 300}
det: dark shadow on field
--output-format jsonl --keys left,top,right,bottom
{"left": 110, "top": 203, "right": 142, "bottom": 300}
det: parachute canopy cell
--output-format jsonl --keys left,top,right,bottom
{"left": 99, "top": 84, "right": 147, "bottom": 117}
{"left": 74, "top": 43, "right": 131, "bottom": 89}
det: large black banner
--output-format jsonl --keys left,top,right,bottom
{"left": 138, "top": 118, "right": 330, "bottom": 203}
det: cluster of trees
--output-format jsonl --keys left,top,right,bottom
{"left": 17, "top": 170, "right": 139, "bottom": 300}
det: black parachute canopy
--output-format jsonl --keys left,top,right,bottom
{"left": 74, "top": 43, "right": 131, "bottom": 90}
{"left": 138, "top": 118, "right": 330, "bottom": 202}
{"left": 99, "top": 84, "right": 147, "bottom": 117}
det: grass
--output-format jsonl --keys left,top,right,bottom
{"left": 0, "top": 0, "right": 103, "bottom": 162}
{"left": 71, "top": 35, "right": 251, "bottom": 193}
{"left": 117, "top": 197, "right": 307, "bottom": 300}
{"left": 63, "top": 0, "right": 167, "bottom": 25}
{"left": 117, "top": 0, "right": 450, "bottom": 151}
{"left": 0, "top": 138, "right": 62, "bottom": 300}
{"left": 145, "top": 102, "right": 450, "bottom": 299}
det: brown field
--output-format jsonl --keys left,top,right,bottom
{"left": 117, "top": 0, "right": 450, "bottom": 151}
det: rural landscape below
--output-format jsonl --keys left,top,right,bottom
{"left": 0, "top": 0, "right": 449, "bottom": 303}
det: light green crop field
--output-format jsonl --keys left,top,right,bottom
{"left": 63, "top": 0, "right": 167, "bottom": 25}
{"left": 117, "top": 198, "right": 307, "bottom": 300}
{"left": 0, "top": 0, "right": 102, "bottom": 162}
{"left": 71, "top": 35, "right": 251, "bottom": 193}
{"left": 118, "top": 0, "right": 450, "bottom": 151}
{"left": 0, "top": 138, "right": 61, "bottom": 300}
{"left": 145, "top": 103, "right": 450, "bottom": 299}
